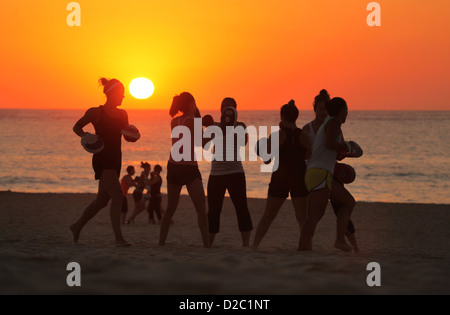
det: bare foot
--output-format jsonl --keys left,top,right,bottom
{"left": 69, "top": 224, "right": 80, "bottom": 244}
{"left": 335, "top": 241, "right": 353, "bottom": 252}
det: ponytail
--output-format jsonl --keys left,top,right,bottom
{"left": 169, "top": 92, "right": 196, "bottom": 117}
{"left": 280, "top": 99, "right": 299, "bottom": 123}
{"left": 99, "top": 77, "right": 123, "bottom": 95}
{"left": 314, "top": 89, "right": 330, "bottom": 109}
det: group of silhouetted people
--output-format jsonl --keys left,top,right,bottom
{"left": 120, "top": 162, "right": 163, "bottom": 225}
{"left": 70, "top": 78, "right": 359, "bottom": 252}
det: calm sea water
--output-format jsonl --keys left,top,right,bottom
{"left": 0, "top": 109, "right": 449, "bottom": 204}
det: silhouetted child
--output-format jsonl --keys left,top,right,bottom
{"left": 147, "top": 165, "right": 163, "bottom": 224}
{"left": 126, "top": 176, "right": 146, "bottom": 224}
{"left": 120, "top": 165, "right": 136, "bottom": 224}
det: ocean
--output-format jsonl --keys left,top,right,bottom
{"left": 0, "top": 109, "right": 449, "bottom": 204}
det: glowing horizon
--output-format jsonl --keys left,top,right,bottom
{"left": 1, "top": 1, "right": 449, "bottom": 111}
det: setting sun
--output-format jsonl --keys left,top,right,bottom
{"left": 129, "top": 78, "right": 155, "bottom": 100}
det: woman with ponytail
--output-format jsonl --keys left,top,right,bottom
{"left": 252, "top": 100, "right": 311, "bottom": 249}
{"left": 299, "top": 96, "right": 356, "bottom": 252}
{"left": 302, "top": 90, "right": 359, "bottom": 252}
{"left": 159, "top": 92, "right": 210, "bottom": 248}
{"left": 70, "top": 78, "right": 137, "bottom": 247}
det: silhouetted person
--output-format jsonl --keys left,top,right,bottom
{"left": 126, "top": 176, "right": 146, "bottom": 224}
{"left": 159, "top": 92, "right": 210, "bottom": 247}
{"left": 207, "top": 98, "right": 253, "bottom": 247}
{"left": 147, "top": 164, "right": 163, "bottom": 224}
{"left": 71, "top": 78, "right": 136, "bottom": 247}
{"left": 253, "top": 100, "right": 311, "bottom": 249}
{"left": 302, "top": 90, "right": 359, "bottom": 252}
{"left": 299, "top": 97, "right": 355, "bottom": 252}
{"left": 140, "top": 161, "right": 151, "bottom": 210}
{"left": 120, "top": 165, "right": 136, "bottom": 224}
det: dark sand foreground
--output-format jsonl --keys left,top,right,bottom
{"left": 0, "top": 191, "right": 449, "bottom": 294}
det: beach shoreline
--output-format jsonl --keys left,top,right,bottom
{"left": 1, "top": 191, "right": 449, "bottom": 295}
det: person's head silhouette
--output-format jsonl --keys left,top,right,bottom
{"left": 313, "top": 89, "right": 330, "bottom": 121}
{"left": 280, "top": 100, "right": 299, "bottom": 123}
{"left": 99, "top": 78, "right": 125, "bottom": 107}
{"left": 170, "top": 92, "right": 197, "bottom": 117}
{"left": 326, "top": 97, "right": 348, "bottom": 123}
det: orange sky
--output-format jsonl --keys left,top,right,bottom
{"left": 0, "top": 1, "right": 449, "bottom": 110}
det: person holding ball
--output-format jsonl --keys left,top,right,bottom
{"left": 70, "top": 78, "right": 140, "bottom": 247}
{"left": 299, "top": 97, "right": 357, "bottom": 252}
{"left": 159, "top": 92, "right": 211, "bottom": 248}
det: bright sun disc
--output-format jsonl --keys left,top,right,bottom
{"left": 129, "top": 78, "right": 154, "bottom": 99}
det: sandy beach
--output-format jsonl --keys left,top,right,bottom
{"left": 0, "top": 190, "right": 449, "bottom": 295}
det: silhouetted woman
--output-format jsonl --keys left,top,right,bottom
{"left": 159, "top": 92, "right": 210, "bottom": 247}
{"left": 252, "top": 100, "right": 311, "bottom": 249}
{"left": 302, "top": 90, "right": 359, "bottom": 252}
{"left": 146, "top": 164, "right": 163, "bottom": 224}
{"left": 207, "top": 98, "right": 253, "bottom": 247}
{"left": 299, "top": 97, "right": 355, "bottom": 251}
{"left": 71, "top": 78, "right": 135, "bottom": 247}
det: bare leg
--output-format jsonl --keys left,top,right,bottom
{"left": 121, "top": 196, "right": 128, "bottom": 224}
{"left": 127, "top": 199, "right": 145, "bottom": 223}
{"left": 241, "top": 231, "right": 251, "bottom": 247}
{"left": 298, "top": 188, "right": 329, "bottom": 251}
{"left": 71, "top": 170, "right": 129, "bottom": 246}
{"left": 187, "top": 179, "right": 210, "bottom": 248}
{"left": 252, "top": 196, "right": 285, "bottom": 249}
{"left": 102, "top": 170, "right": 130, "bottom": 246}
{"left": 209, "top": 233, "right": 216, "bottom": 246}
{"left": 70, "top": 174, "right": 111, "bottom": 243}
{"left": 347, "top": 233, "right": 360, "bottom": 253}
{"left": 329, "top": 181, "right": 355, "bottom": 252}
{"left": 292, "top": 196, "right": 308, "bottom": 248}
{"left": 159, "top": 183, "right": 182, "bottom": 245}
{"left": 291, "top": 196, "right": 308, "bottom": 232}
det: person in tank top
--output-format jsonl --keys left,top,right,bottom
{"left": 302, "top": 90, "right": 359, "bottom": 253}
{"left": 207, "top": 98, "right": 253, "bottom": 247}
{"left": 71, "top": 78, "right": 137, "bottom": 247}
{"left": 299, "top": 97, "right": 356, "bottom": 252}
{"left": 252, "top": 100, "right": 311, "bottom": 249}
{"left": 159, "top": 92, "right": 210, "bottom": 248}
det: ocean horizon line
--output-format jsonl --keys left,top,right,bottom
{"left": 1, "top": 108, "right": 449, "bottom": 112}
